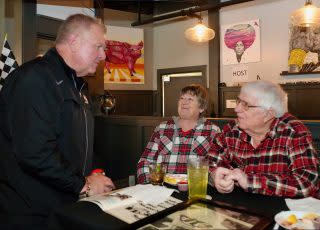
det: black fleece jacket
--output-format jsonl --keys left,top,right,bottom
{"left": 0, "top": 48, "right": 94, "bottom": 217}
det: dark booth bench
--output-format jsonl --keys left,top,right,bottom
{"left": 93, "top": 116, "right": 320, "bottom": 181}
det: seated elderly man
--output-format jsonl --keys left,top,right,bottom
{"left": 208, "top": 80, "right": 319, "bottom": 198}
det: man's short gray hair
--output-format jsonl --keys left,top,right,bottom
{"left": 56, "top": 14, "right": 105, "bottom": 44}
{"left": 241, "top": 80, "right": 288, "bottom": 118}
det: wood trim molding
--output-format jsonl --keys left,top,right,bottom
{"left": 156, "top": 65, "right": 207, "bottom": 117}
{"left": 37, "top": 0, "right": 93, "bottom": 8}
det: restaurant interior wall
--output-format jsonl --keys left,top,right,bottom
{"left": 152, "top": 13, "right": 210, "bottom": 90}
{"left": 28, "top": 1, "right": 320, "bottom": 117}
{"left": 18, "top": 0, "right": 320, "bottom": 88}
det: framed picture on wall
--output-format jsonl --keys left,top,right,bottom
{"left": 104, "top": 25, "right": 144, "bottom": 85}
{"left": 221, "top": 19, "right": 261, "bottom": 65}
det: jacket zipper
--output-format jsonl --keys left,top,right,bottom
{"left": 72, "top": 74, "right": 88, "bottom": 176}
{"left": 80, "top": 84, "right": 88, "bottom": 176}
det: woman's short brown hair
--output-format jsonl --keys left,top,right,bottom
{"left": 180, "top": 84, "right": 208, "bottom": 114}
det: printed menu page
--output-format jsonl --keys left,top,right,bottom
{"left": 80, "top": 184, "right": 182, "bottom": 224}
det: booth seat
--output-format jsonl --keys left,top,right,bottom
{"left": 93, "top": 116, "right": 320, "bottom": 181}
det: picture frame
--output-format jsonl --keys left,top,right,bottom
{"left": 131, "top": 198, "right": 273, "bottom": 230}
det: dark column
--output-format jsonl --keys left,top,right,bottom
{"left": 208, "top": 5, "right": 220, "bottom": 117}
{"left": 22, "top": 0, "right": 37, "bottom": 62}
{"left": 85, "top": 2, "right": 105, "bottom": 97}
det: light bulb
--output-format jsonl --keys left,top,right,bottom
{"left": 291, "top": 1, "right": 320, "bottom": 27}
{"left": 185, "top": 22, "right": 215, "bottom": 43}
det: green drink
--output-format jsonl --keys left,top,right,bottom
{"left": 187, "top": 157, "right": 209, "bottom": 199}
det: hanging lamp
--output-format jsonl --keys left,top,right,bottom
{"left": 291, "top": 0, "right": 320, "bottom": 27}
{"left": 185, "top": 13, "right": 215, "bottom": 43}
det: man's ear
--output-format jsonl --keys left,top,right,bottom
{"left": 68, "top": 34, "right": 80, "bottom": 52}
{"left": 264, "top": 108, "right": 276, "bottom": 122}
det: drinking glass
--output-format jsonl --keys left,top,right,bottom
{"left": 187, "top": 156, "right": 209, "bottom": 199}
{"left": 148, "top": 163, "right": 166, "bottom": 185}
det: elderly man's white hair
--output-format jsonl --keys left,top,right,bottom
{"left": 241, "top": 80, "right": 288, "bottom": 118}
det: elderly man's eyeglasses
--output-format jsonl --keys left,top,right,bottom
{"left": 236, "top": 97, "right": 261, "bottom": 111}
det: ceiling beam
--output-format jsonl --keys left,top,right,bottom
{"left": 131, "top": 0, "right": 254, "bottom": 27}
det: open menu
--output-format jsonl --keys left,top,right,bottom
{"left": 80, "top": 184, "right": 182, "bottom": 224}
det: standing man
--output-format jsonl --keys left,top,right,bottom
{"left": 208, "top": 80, "right": 319, "bottom": 198}
{"left": 0, "top": 14, "right": 114, "bottom": 229}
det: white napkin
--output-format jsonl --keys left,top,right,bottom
{"left": 285, "top": 197, "right": 320, "bottom": 213}
{"left": 119, "top": 184, "right": 176, "bottom": 205}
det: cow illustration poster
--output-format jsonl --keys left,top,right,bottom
{"left": 104, "top": 25, "right": 144, "bottom": 84}
{"left": 221, "top": 19, "right": 260, "bottom": 65}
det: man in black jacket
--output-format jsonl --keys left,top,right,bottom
{"left": 0, "top": 14, "right": 114, "bottom": 229}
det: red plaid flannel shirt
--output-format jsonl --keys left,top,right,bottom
{"left": 137, "top": 117, "right": 220, "bottom": 184}
{"left": 207, "top": 113, "right": 319, "bottom": 198}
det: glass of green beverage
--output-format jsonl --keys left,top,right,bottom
{"left": 149, "top": 163, "right": 166, "bottom": 185}
{"left": 187, "top": 156, "right": 209, "bottom": 199}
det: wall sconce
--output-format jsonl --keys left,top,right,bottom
{"left": 185, "top": 13, "right": 215, "bottom": 43}
{"left": 291, "top": 0, "right": 320, "bottom": 27}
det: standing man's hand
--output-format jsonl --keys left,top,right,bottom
{"left": 213, "top": 167, "right": 235, "bottom": 193}
{"left": 81, "top": 174, "right": 115, "bottom": 197}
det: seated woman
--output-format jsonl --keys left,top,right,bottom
{"left": 137, "top": 84, "right": 220, "bottom": 184}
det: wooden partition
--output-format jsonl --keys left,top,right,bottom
{"left": 93, "top": 115, "right": 320, "bottom": 181}
{"left": 219, "top": 83, "right": 320, "bottom": 119}
{"left": 94, "top": 116, "right": 230, "bottom": 180}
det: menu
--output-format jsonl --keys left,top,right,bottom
{"left": 80, "top": 184, "right": 182, "bottom": 224}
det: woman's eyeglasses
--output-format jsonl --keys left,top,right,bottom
{"left": 236, "top": 97, "right": 261, "bottom": 111}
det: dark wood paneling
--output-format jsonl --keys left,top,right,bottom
{"left": 93, "top": 115, "right": 320, "bottom": 181}
{"left": 292, "top": 85, "right": 320, "bottom": 119}
{"left": 219, "top": 86, "right": 239, "bottom": 117}
{"left": 208, "top": 5, "right": 220, "bottom": 117}
{"left": 93, "top": 116, "right": 167, "bottom": 180}
{"left": 93, "top": 116, "right": 232, "bottom": 180}
{"left": 219, "top": 83, "right": 320, "bottom": 119}
{"left": 109, "top": 90, "right": 156, "bottom": 116}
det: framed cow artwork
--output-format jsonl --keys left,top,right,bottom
{"left": 104, "top": 25, "right": 144, "bottom": 84}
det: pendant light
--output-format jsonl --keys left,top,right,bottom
{"left": 185, "top": 12, "right": 215, "bottom": 43}
{"left": 291, "top": 0, "right": 320, "bottom": 27}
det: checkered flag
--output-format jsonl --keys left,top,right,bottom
{"left": 0, "top": 35, "right": 19, "bottom": 90}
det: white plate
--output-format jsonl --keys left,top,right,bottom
{"left": 274, "top": 211, "right": 320, "bottom": 229}
{"left": 163, "top": 174, "right": 187, "bottom": 185}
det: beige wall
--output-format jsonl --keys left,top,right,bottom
{"left": 0, "top": 0, "right": 4, "bottom": 46}
{"left": 36, "top": 0, "right": 320, "bottom": 91}
{"left": 103, "top": 9, "right": 210, "bottom": 91}
{"left": 153, "top": 14, "right": 210, "bottom": 89}
{"left": 1, "top": 0, "right": 22, "bottom": 64}
{"left": 220, "top": 0, "right": 320, "bottom": 85}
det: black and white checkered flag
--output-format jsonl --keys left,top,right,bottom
{"left": 0, "top": 35, "right": 19, "bottom": 90}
